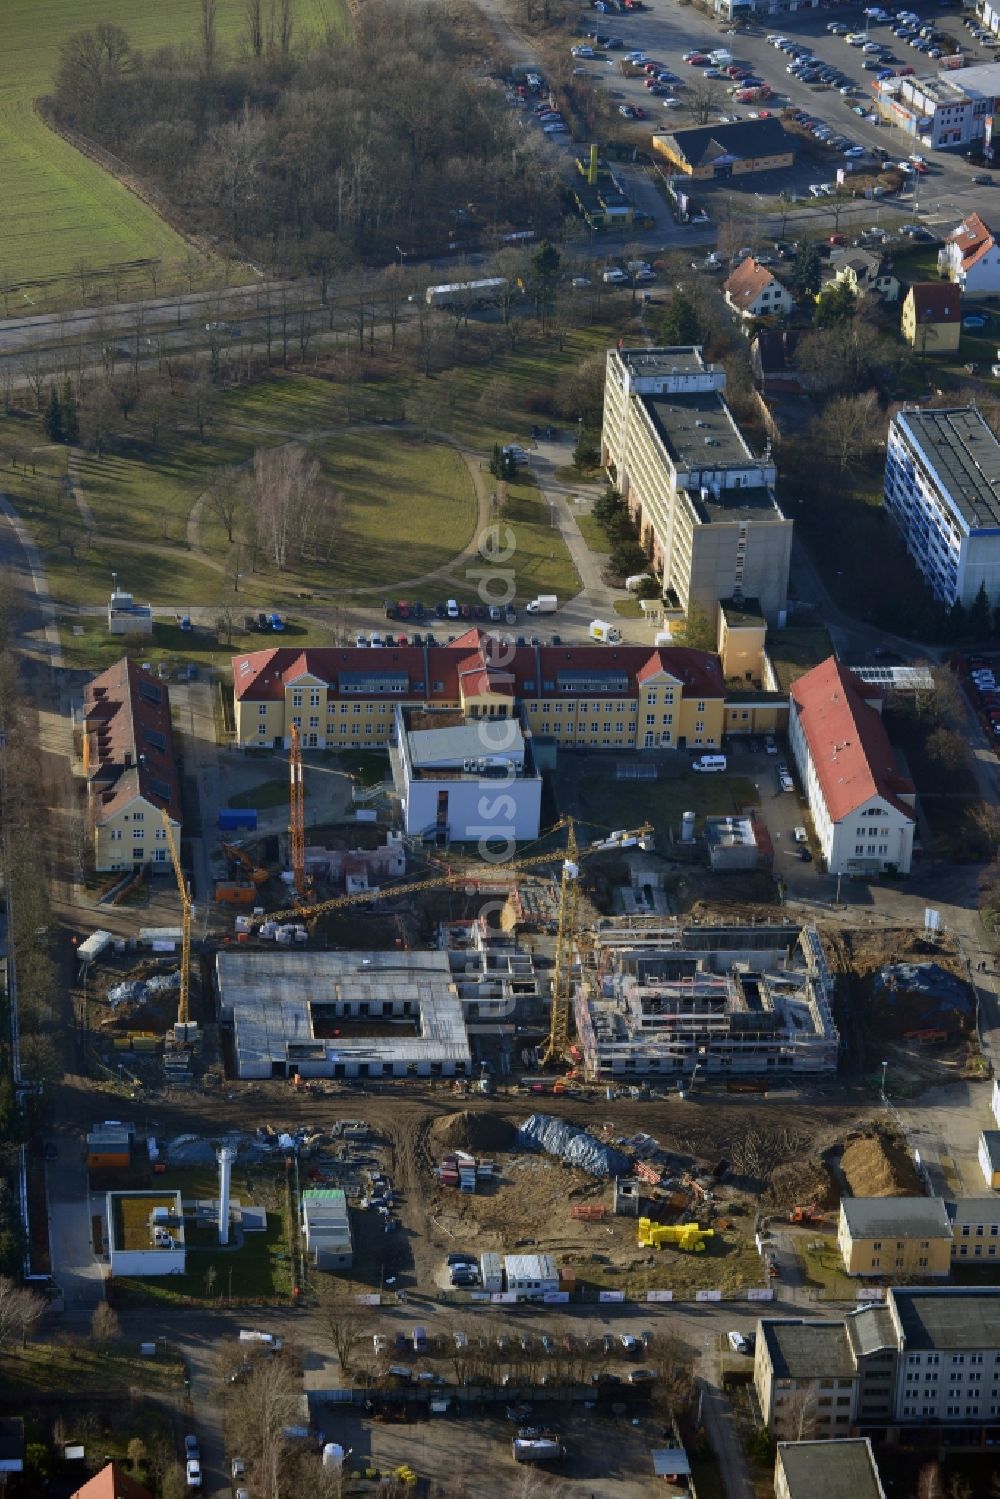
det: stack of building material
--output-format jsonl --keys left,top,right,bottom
{"left": 457, "top": 1152, "right": 476, "bottom": 1193}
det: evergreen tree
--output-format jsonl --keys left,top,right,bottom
{"left": 530, "top": 240, "right": 561, "bottom": 315}
{"left": 42, "top": 387, "right": 62, "bottom": 443}
{"left": 813, "top": 280, "right": 856, "bottom": 328}
{"left": 659, "top": 291, "right": 700, "bottom": 345}
{"left": 946, "top": 597, "right": 968, "bottom": 642}
{"left": 62, "top": 376, "right": 79, "bottom": 444}
{"left": 968, "top": 580, "right": 992, "bottom": 641}
{"left": 792, "top": 240, "right": 822, "bottom": 297}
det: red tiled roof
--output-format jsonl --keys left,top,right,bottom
{"left": 907, "top": 282, "right": 961, "bottom": 323}
{"left": 72, "top": 1462, "right": 152, "bottom": 1499}
{"left": 232, "top": 638, "right": 728, "bottom": 704}
{"left": 723, "top": 257, "right": 786, "bottom": 313}
{"left": 790, "top": 656, "right": 915, "bottom": 824}
{"left": 83, "top": 658, "right": 180, "bottom": 826}
{"left": 949, "top": 212, "right": 995, "bottom": 271}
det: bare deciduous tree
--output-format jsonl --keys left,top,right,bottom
{"left": 241, "top": 443, "right": 337, "bottom": 569}
{"left": 90, "top": 1301, "right": 121, "bottom": 1347}
{"left": 0, "top": 1279, "right": 46, "bottom": 1349}
{"left": 201, "top": 0, "right": 218, "bottom": 74}
{"left": 204, "top": 466, "right": 245, "bottom": 544}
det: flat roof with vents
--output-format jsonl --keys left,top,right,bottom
{"left": 897, "top": 407, "right": 1000, "bottom": 532}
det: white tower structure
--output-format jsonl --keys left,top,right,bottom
{"left": 217, "top": 1146, "right": 233, "bottom": 1246}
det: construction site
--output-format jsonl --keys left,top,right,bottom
{"left": 64, "top": 670, "right": 998, "bottom": 1309}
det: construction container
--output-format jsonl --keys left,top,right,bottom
{"left": 216, "top": 881, "right": 256, "bottom": 907}
{"left": 480, "top": 1252, "right": 503, "bottom": 1293}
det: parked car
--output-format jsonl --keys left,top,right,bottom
{"left": 186, "top": 1460, "right": 202, "bottom": 1489}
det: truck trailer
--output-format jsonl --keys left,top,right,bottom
{"left": 425, "top": 278, "right": 507, "bottom": 308}
{"left": 526, "top": 595, "right": 557, "bottom": 614}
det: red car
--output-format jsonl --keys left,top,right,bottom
{"left": 828, "top": 233, "right": 848, "bottom": 245}
{"left": 687, "top": 54, "right": 709, "bottom": 65}
{"left": 632, "top": 104, "right": 646, "bottom": 117}
{"left": 913, "top": 161, "right": 928, "bottom": 174}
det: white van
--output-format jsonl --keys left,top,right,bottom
{"left": 446, "top": 599, "right": 460, "bottom": 619}
{"left": 692, "top": 755, "right": 727, "bottom": 773}
{"left": 239, "top": 1329, "right": 283, "bottom": 1349}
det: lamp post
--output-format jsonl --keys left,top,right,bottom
{"left": 880, "top": 1059, "right": 889, "bottom": 1099}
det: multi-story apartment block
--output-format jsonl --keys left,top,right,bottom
{"left": 754, "top": 1319, "right": 859, "bottom": 1440}
{"left": 757, "top": 1288, "right": 1000, "bottom": 1444}
{"left": 82, "top": 658, "right": 181, "bottom": 873}
{"left": 838, "top": 1197, "right": 953, "bottom": 1278}
{"left": 889, "top": 1288, "right": 1000, "bottom": 1428}
{"left": 601, "top": 346, "right": 792, "bottom": 625}
{"left": 884, "top": 405, "right": 1000, "bottom": 609}
{"left": 774, "top": 1439, "right": 886, "bottom": 1499}
{"left": 788, "top": 657, "right": 915, "bottom": 877}
{"left": 231, "top": 631, "right": 728, "bottom": 755}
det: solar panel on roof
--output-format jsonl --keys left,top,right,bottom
{"left": 143, "top": 727, "right": 166, "bottom": 751}
{"left": 139, "top": 681, "right": 162, "bottom": 705}
{"left": 147, "top": 776, "right": 172, "bottom": 804}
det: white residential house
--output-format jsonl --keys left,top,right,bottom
{"left": 723, "top": 257, "right": 795, "bottom": 322}
{"left": 788, "top": 657, "right": 916, "bottom": 877}
{"left": 938, "top": 213, "right": 1000, "bottom": 294}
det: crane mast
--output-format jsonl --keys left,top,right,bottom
{"left": 289, "top": 723, "right": 306, "bottom": 900}
{"left": 541, "top": 819, "right": 580, "bottom": 1066}
{"left": 160, "top": 809, "right": 190, "bottom": 1026}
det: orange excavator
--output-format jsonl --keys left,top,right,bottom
{"left": 220, "top": 843, "right": 268, "bottom": 886}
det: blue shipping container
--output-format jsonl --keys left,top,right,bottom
{"left": 218, "top": 808, "right": 258, "bottom": 832}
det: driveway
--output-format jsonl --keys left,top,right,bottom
{"left": 46, "top": 1134, "right": 104, "bottom": 1310}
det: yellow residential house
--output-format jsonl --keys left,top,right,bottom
{"left": 900, "top": 283, "right": 962, "bottom": 354}
{"left": 82, "top": 659, "right": 181, "bottom": 873}
{"left": 837, "top": 1197, "right": 953, "bottom": 1279}
{"left": 231, "top": 630, "right": 729, "bottom": 755}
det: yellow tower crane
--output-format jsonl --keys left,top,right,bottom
{"left": 160, "top": 808, "right": 191, "bottom": 1026}
{"left": 245, "top": 816, "right": 650, "bottom": 1067}
{"left": 289, "top": 722, "right": 306, "bottom": 901}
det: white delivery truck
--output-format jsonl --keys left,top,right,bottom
{"left": 526, "top": 595, "right": 557, "bottom": 614}
{"left": 239, "top": 1329, "right": 283, "bottom": 1349}
{"left": 424, "top": 278, "right": 507, "bottom": 308}
{"left": 590, "top": 619, "right": 622, "bottom": 644}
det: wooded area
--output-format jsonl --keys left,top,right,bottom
{"left": 46, "top": 0, "right": 564, "bottom": 268}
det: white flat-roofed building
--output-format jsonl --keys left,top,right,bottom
{"left": 601, "top": 346, "right": 792, "bottom": 625}
{"left": 884, "top": 406, "right": 1000, "bottom": 609}
{"left": 217, "top": 948, "right": 472, "bottom": 1081}
{"left": 391, "top": 706, "right": 542, "bottom": 843}
{"left": 874, "top": 64, "right": 1000, "bottom": 150}
{"left": 504, "top": 1253, "right": 559, "bottom": 1300}
{"left": 302, "top": 1188, "right": 353, "bottom": 1270}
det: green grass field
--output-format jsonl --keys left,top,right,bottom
{"left": 0, "top": 0, "right": 343, "bottom": 298}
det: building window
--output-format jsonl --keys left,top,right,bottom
{"left": 695, "top": 721, "right": 704, "bottom": 733}
{"left": 133, "top": 828, "right": 144, "bottom": 841}
{"left": 646, "top": 714, "right": 656, "bottom": 727}
{"left": 310, "top": 689, "right": 321, "bottom": 707}
{"left": 696, "top": 700, "right": 705, "bottom": 712}
{"left": 292, "top": 691, "right": 303, "bottom": 708}
{"left": 259, "top": 704, "right": 268, "bottom": 716}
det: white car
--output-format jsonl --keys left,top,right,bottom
{"left": 543, "top": 122, "right": 567, "bottom": 132}
{"left": 727, "top": 1330, "right": 750, "bottom": 1353}
{"left": 809, "top": 184, "right": 824, "bottom": 197}
{"left": 662, "top": 97, "right": 683, "bottom": 108}
{"left": 764, "top": 735, "right": 777, "bottom": 754}
{"left": 231, "top": 1460, "right": 247, "bottom": 1481}
{"left": 186, "top": 1460, "right": 202, "bottom": 1489}
{"left": 571, "top": 276, "right": 591, "bottom": 288}
{"left": 780, "top": 773, "right": 794, "bottom": 793}
{"left": 793, "top": 826, "right": 808, "bottom": 844}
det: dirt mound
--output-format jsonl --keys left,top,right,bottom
{"left": 841, "top": 1128, "right": 922, "bottom": 1198}
{"left": 429, "top": 1111, "right": 516, "bottom": 1155}
{"left": 767, "top": 1157, "right": 839, "bottom": 1212}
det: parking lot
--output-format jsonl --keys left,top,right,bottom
{"left": 323, "top": 1398, "right": 676, "bottom": 1498}
{"left": 564, "top": 2, "right": 994, "bottom": 225}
